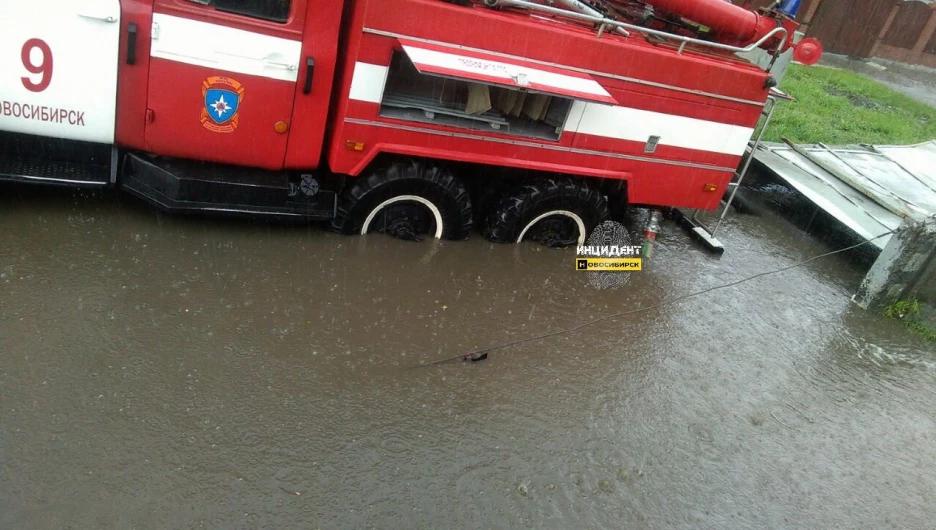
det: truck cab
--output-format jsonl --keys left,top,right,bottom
{"left": 2, "top": 0, "right": 343, "bottom": 217}
{"left": 1, "top": 0, "right": 342, "bottom": 166}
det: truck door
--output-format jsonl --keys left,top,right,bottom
{"left": 0, "top": 0, "right": 121, "bottom": 144}
{"left": 145, "top": 0, "right": 305, "bottom": 170}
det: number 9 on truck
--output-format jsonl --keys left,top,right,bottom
{"left": 21, "top": 38, "right": 54, "bottom": 93}
{"left": 0, "top": 0, "right": 121, "bottom": 144}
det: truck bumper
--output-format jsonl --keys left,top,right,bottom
{"left": 121, "top": 153, "right": 336, "bottom": 220}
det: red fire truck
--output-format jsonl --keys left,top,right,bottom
{"left": 0, "top": 0, "right": 820, "bottom": 245}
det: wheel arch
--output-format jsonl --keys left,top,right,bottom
{"left": 344, "top": 150, "right": 630, "bottom": 221}
{"left": 341, "top": 143, "right": 632, "bottom": 183}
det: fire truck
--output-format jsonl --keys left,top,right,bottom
{"left": 0, "top": 0, "right": 820, "bottom": 245}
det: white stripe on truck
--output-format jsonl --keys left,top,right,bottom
{"left": 348, "top": 59, "right": 754, "bottom": 157}
{"left": 566, "top": 101, "right": 755, "bottom": 157}
{"left": 348, "top": 63, "right": 389, "bottom": 103}
{"left": 150, "top": 13, "right": 302, "bottom": 82}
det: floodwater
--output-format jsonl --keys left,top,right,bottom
{"left": 2, "top": 184, "right": 935, "bottom": 529}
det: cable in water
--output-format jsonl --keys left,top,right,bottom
{"left": 414, "top": 228, "right": 899, "bottom": 367}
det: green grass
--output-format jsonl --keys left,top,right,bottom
{"left": 764, "top": 64, "right": 936, "bottom": 145}
{"left": 884, "top": 298, "right": 936, "bottom": 341}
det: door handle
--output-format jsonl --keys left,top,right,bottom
{"left": 303, "top": 57, "right": 315, "bottom": 95}
{"left": 127, "top": 23, "right": 138, "bottom": 65}
{"left": 78, "top": 12, "right": 118, "bottom": 23}
{"left": 262, "top": 59, "right": 298, "bottom": 71}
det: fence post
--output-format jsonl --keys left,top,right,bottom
{"left": 853, "top": 218, "right": 936, "bottom": 312}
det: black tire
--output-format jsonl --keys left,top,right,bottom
{"left": 484, "top": 178, "right": 610, "bottom": 246}
{"left": 330, "top": 159, "right": 473, "bottom": 240}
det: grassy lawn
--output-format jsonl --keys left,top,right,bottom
{"left": 764, "top": 64, "right": 936, "bottom": 145}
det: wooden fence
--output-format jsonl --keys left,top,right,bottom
{"left": 806, "top": 0, "right": 936, "bottom": 68}
{"left": 730, "top": 0, "right": 936, "bottom": 67}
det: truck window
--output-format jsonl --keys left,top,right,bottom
{"left": 379, "top": 51, "right": 572, "bottom": 142}
{"left": 189, "top": 0, "right": 291, "bottom": 23}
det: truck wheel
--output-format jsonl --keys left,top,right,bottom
{"left": 485, "top": 178, "right": 609, "bottom": 247}
{"left": 331, "top": 160, "right": 473, "bottom": 241}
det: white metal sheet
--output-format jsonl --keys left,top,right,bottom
{"left": 398, "top": 40, "right": 618, "bottom": 105}
{"left": 757, "top": 141, "right": 936, "bottom": 226}
{"left": 875, "top": 140, "right": 936, "bottom": 196}
{"left": 752, "top": 140, "right": 936, "bottom": 249}
{"left": 754, "top": 145, "right": 902, "bottom": 250}
{"left": 804, "top": 147, "right": 936, "bottom": 220}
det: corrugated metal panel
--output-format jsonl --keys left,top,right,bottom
{"left": 753, "top": 140, "right": 936, "bottom": 250}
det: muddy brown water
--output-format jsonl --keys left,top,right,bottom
{"left": 2, "top": 185, "right": 935, "bottom": 529}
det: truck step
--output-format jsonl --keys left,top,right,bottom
{"left": 0, "top": 132, "right": 111, "bottom": 186}
{"left": 122, "top": 154, "right": 336, "bottom": 220}
{"left": 0, "top": 157, "right": 111, "bottom": 187}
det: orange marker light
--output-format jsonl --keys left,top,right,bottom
{"left": 703, "top": 183, "right": 718, "bottom": 192}
{"left": 274, "top": 121, "right": 289, "bottom": 134}
{"left": 345, "top": 141, "right": 365, "bottom": 151}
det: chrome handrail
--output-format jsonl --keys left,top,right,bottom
{"left": 483, "top": 0, "right": 789, "bottom": 72}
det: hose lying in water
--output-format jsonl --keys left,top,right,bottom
{"left": 415, "top": 227, "right": 902, "bottom": 367}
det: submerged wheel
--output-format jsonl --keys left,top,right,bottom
{"left": 484, "top": 178, "right": 609, "bottom": 247}
{"left": 330, "top": 160, "right": 473, "bottom": 241}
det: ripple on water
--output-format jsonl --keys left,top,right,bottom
{"left": 377, "top": 430, "right": 411, "bottom": 456}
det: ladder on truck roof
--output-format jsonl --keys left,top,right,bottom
{"left": 670, "top": 92, "right": 786, "bottom": 253}
{"left": 480, "top": 0, "right": 791, "bottom": 73}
